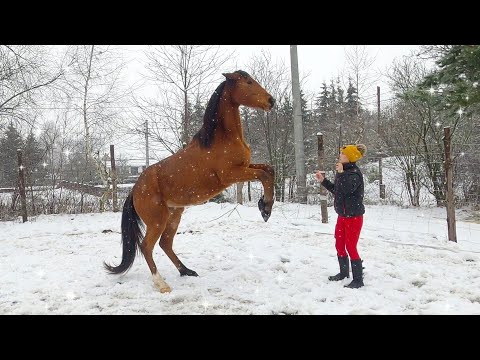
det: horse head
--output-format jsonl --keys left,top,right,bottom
{"left": 222, "top": 70, "right": 275, "bottom": 111}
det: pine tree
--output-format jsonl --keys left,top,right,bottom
{"left": 422, "top": 45, "right": 480, "bottom": 112}
{"left": 345, "top": 77, "right": 359, "bottom": 120}
{"left": 190, "top": 97, "right": 206, "bottom": 139}
{"left": 301, "top": 89, "right": 317, "bottom": 173}
{"left": 0, "top": 123, "right": 24, "bottom": 187}
{"left": 315, "top": 82, "right": 330, "bottom": 126}
{"left": 418, "top": 45, "right": 480, "bottom": 207}
{"left": 300, "top": 89, "right": 310, "bottom": 123}
{"left": 344, "top": 77, "right": 364, "bottom": 143}
{"left": 275, "top": 96, "right": 295, "bottom": 201}
{"left": 24, "top": 132, "right": 46, "bottom": 187}
{"left": 327, "top": 79, "right": 337, "bottom": 121}
{"left": 336, "top": 77, "right": 345, "bottom": 120}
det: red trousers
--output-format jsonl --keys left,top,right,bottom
{"left": 334, "top": 215, "right": 363, "bottom": 260}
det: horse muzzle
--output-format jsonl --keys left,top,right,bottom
{"left": 268, "top": 96, "right": 275, "bottom": 110}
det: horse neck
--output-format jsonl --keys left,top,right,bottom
{"left": 217, "top": 99, "right": 244, "bottom": 141}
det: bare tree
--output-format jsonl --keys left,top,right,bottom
{"left": 61, "top": 45, "right": 130, "bottom": 212}
{"left": 129, "top": 94, "right": 183, "bottom": 156}
{"left": 382, "top": 55, "right": 472, "bottom": 206}
{"left": 343, "top": 45, "right": 379, "bottom": 142}
{"left": 416, "top": 45, "right": 454, "bottom": 60}
{"left": 39, "top": 113, "right": 77, "bottom": 213}
{"left": 143, "top": 45, "right": 233, "bottom": 148}
{"left": 0, "top": 45, "right": 63, "bottom": 128}
{"left": 245, "top": 50, "right": 294, "bottom": 201}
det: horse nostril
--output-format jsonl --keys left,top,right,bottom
{"left": 269, "top": 97, "right": 275, "bottom": 108}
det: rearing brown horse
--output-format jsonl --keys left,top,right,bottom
{"left": 104, "top": 70, "right": 275, "bottom": 293}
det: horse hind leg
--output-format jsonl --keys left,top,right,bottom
{"left": 141, "top": 204, "right": 172, "bottom": 293}
{"left": 159, "top": 207, "right": 198, "bottom": 277}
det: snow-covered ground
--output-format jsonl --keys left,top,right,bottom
{"left": 1, "top": 201, "right": 480, "bottom": 314}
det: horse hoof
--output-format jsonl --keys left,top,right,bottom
{"left": 160, "top": 286, "right": 172, "bottom": 293}
{"left": 261, "top": 210, "right": 271, "bottom": 222}
{"left": 258, "top": 196, "right": 271, "bottom": 222}
{"left": 258, "top": 196, "right": 265, "bottom": 212}
{"left": 180, "top": 268, "right": 199, "bottom": 277}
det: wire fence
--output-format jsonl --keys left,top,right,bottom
{"left": 2, "top": 136, "right": 480, "bottom": 243}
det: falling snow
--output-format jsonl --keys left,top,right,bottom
{"left": 1, "top": 201, "right": 480, "bottom": 314}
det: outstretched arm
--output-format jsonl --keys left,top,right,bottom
{"left": 321, "top": 179, "right": 335, "bottom": 194}
{"left": 316, "top": 170, "right": 334, "bottom": 194}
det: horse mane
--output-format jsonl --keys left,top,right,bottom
{"left": 235, "top": 70, "right": 249, "bottom": 78}
{"left": 193, "top": 81, "right": 226, "bottom": 148}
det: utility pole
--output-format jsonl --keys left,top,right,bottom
{"left": 145, "top": 119, "right": 150, "bottom": 167}
{"left": 290, "top": 45, "right": 307, "bottom": 204}
{"left": 377, "top": 86, "right": 381, "bottom": 133}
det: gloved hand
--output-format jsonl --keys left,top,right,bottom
{"left": 315, "top": 170, "right": 325, "bottom": 182}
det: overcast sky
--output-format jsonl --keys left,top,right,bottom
{"left": 225, "top": 45, "right": 419, "bottom": 87}
{"left": 109, "top": 45, "right": 426, "bottom": 159}
{"left": 230, "top": 45, "right": 423, "bottom": 108}
{"left": 124, "top": 45, "right": 422, "bottom": 111}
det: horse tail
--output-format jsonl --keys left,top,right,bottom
{"left": 104, "top": 192, "right": 144, "bottom": 274}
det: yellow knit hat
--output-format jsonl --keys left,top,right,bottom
{"left": 340, "top": 144, "right": 367, "bottom": 163}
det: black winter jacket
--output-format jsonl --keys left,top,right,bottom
{"left": 321, "top": 162, "right": 365, "bottom": 217}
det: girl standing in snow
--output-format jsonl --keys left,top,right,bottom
{"left": 315, "top": 144, "right": 366, "bottom": 289}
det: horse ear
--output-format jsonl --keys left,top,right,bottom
{"left": 223, "top": 72, "right": 241, "bottom": 81}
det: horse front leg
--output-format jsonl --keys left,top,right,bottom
{"left": 217, "top": 165, "right": 274, "bottom": 222}
{"left": 249, "top": 164, "right": 275, "bottom": 222}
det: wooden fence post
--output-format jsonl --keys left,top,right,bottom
{"left": 443, "top": 127, "right": 457, "bottom": 242}
{"left": 317, "top": 133, "right": 328, "bottom": 223}
{"left": 17, "top": 149, "right": 28, "bottom": 222}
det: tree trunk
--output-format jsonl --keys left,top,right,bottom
{"left": 183, "top": 90, "right": 189, "bottom": 148}
{"left": 30, "top": 184, "right": 36, "bottom": 214}
{"left": 289, "top": 175, "right": 295, "bottom": 200}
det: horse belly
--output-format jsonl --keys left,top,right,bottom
{"left": 165, "top": 169, "right": 226, "bottom": 207}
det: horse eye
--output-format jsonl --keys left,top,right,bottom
{"left": 247, "top": 80, "right": 253, "bottom": 85}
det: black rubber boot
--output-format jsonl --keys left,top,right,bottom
{"left": 328, "top": 255, "right": 349, "bottom": 281}
{"left": 344, "top": 259, "right": 364, "bottom": 288}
